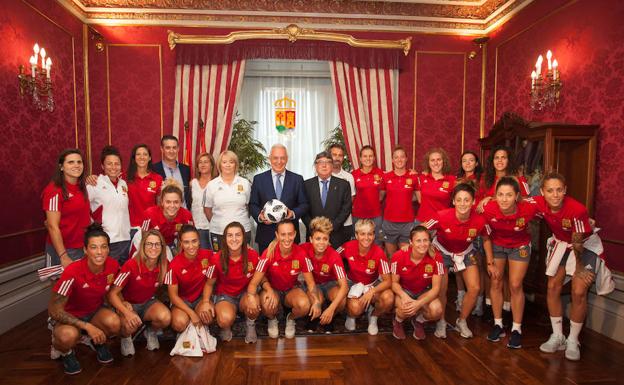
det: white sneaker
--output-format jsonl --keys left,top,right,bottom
{"left": 285, "top": 313, "right": 296, "bottom": 339}
{"left": 345, "top": 316, "right": 356, "bottom": 331}
{"left": 220, "top": 328, "right": 233, "bottom": 342}
{"left": 539, "top": 333, "right": 566, "bottom": 353}
{"left": 368, "top": 316, "right": 379, "bottom": 336}
{"left": 144, "top": 328, "right": 160, "bottom": 351}
{"left": 120, "top": 337, "right": 135, "bottom": 357}
{"left": 244, "top": 319, "right": 257, "bottom": 344}
{"left": 79, "top": 335, "right": 95, "bottom": 351}
{"left": 268, "top": 318, "right": 279, "bottom": 339}
{"left": 434, "top": 319, "right": 447, "bottom": 339}
{"left": 455, "top": 318, "right": 473, "bottom": 339}
{"left": 565, "top": 339, "right": 581, "bottom": 361}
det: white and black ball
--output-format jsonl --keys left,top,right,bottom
{"left": 263, "top": 199, "right": 288, "bottom": 223}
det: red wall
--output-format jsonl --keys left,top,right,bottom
{"left": 0, "top": 0, "right": 85, "bottom": 266}
{"left": 484, "top": 0, "right": 624, "bottom": 271}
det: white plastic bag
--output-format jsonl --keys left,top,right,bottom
{"left": 170, "top": 324, "right": 203, "bottom": 357}
{"left": 197, "top": 325, "right": 217, "bottom": 354}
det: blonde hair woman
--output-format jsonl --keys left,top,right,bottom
{"left": 204, "top": 150, "right": 252, "bottom": 251}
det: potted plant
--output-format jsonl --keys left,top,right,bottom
{"left": 228, "top": 114, "right": 269, "bottom": 179}
{"left": 321, "top": 123, "right": 352, "bottom": 171}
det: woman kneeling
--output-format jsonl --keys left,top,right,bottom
{"left": 391, "top": 226, "right": 444, "bottom": 340}
{"left": 48, "top": 223, "right": 121, "bottom": 375}
{"left": 204, "top": 222, "right": 262, "bottom": 343}
{"left": 166, "top": 225, "right": 215, "bottom": 333}
{"left": 108, "top": 229, "right": 171, "bottom": 356}
{"left": 247, "top": 221, "right": 321, "bottom": 339}
{"left": 301, "top": 217, "right": 349, "bottom": 333}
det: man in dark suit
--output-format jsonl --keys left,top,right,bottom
{"left": 249, "top": 144, "right": 309, "bottom": 253}
{"left": 152, "top": 135, "right": 191, "bottom": 208}
{"left": 303, "top": 151, "right": 352, "bottom": 249}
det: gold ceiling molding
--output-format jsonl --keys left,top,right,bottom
{"left": 167, "top": 24, "right": 412, "bottom": 56}
{"left": 60, "top": 0, "right": 532, "bottom": 35}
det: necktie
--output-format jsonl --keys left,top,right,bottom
{"left": 275, "top": 173, "right": 283, "bottom": 200}
{"left": 321, "top": 179, "right": 329, "bottom": 208}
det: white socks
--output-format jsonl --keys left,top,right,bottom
{"left": 569, "top": 321, "right": 583, "bottom": 343}
{"left": 550, "top": 316, "right": 563, "bottom": 336}
{"left": 512, "top": 322, "right": 522, "bottom": 334}
{"left": 415, "top": 314, "right": 427, "bottom": 323}
{"left": 494, "top": 318, "right": 503, "bottom": 328}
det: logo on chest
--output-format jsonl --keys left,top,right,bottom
{"left": 562, "top": 218, "right": 572, "bottom": 230}
{"left": 321, "top": 264, "right": 330, "bottom": 275}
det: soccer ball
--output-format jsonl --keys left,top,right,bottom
{"left": 263, "top": 199, "right": 288, "bottom": 223}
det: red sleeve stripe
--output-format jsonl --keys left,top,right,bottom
{"left": 256, "top": 258, "right": 268, "bottom": 273}
{"left": 380, "top": 259, "right": 390, "bottom": 275}
{"left": 334, "top": 265, "right": 346, "bottom": 280}
{"left": 391, "top": 261, "right": 397, "bottom": 274}
{"left": 422, "top": 219, "right": 437, "bottom": 229}
{"left": 574, "top": 218, "right": 586, "bottom": 234}
{"left": 205, "top": 265, "right": 215, "bottom": 279}
{"left": 305, "top": 257, "right": 314, "bottom": 272}
{"left": 113, "top": 271, "right": 131, "bottom": 287}
{"left": 56, "top": 278, "right": 75, "bottom": 296}
{"left": 164, "top": 270, "right": 173, "bottom": 285}
{"left": 48, "top": 194, "right": 59, "bottom": 211}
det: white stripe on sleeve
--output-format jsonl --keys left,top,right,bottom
{"left": 113, "top": 271, "right": 130, "bottom": 287}
{"left": 485, "top": 224, "right": 492, "bottom": 235}
{"left": 164, "top": 270, "right": 172, "bottom": 285}
{"left": 256, "top": 258, "right": 267, "bottom": 273}
{"left": 380, "top": 259, "right": 390, "bottom": 275}
{"left": 391, "top": 261, "right": 397, "bottom": 274}
{"left": 423, "top": 219, "right": 437, "bottom": 229}
{"left": 305, "top": 257, "right": 314, "bottom": 272}
{"left": 205, "top": 265, "right": 215, "bottom": 279}
{"left": 335, "top": 265, "right": 345, "bottom": 280}
{"left": 57, "top": 278, "right": 75, "bottom": 296}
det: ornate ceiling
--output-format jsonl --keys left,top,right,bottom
{"left": 59, "top": 0, "right": 534, "bottom": 35}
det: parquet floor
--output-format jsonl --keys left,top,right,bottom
{"left": 0, "top": 304, "right": 622, "bottom": 385}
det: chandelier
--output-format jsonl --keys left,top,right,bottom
{"left": 17, "top": 43, "right": 54, "bottom": 112}
{"left": 530, "top": 50, "right": 561, "bottom": 111}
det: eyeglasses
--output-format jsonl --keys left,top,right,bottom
{"left": 315, "top": 160, "right": 333, "bottom": 165}
{"left": 145, "top": 242, "right": 162, "bottom": 249}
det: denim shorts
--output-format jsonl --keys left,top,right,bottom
{"left": 439, "top": 249, "right": 478, "bottom": 271}
{"left": 303, "top": 280, "right": 338, "bottom": 299}
{"left": 130, "top": 297, "right": 159, "bottom": 318}
{"left": 402, "top": 286, "right": 430, "bottom": 300}
{"left": 493, "top": 243, "right": 531, "bottom": 262}
{"left": 382, "top": 220, "right": 413, "bottom": 244}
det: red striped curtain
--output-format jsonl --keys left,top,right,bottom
{"left": 330, "top": 61, "right": 396, "bottom": 170}
{"left": 172, "top": 60, "right": 246, "bottom": 172}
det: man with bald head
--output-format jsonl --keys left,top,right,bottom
{"left": 249, "top": 144, "right": 309, "bottom": 253}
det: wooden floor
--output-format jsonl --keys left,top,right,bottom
{"left": 0, "top": 305, "right": 622, "bottom": 385}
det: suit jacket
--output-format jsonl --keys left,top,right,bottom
{"left": 249, "top": 169, "right": 309, "bottom": 252}
{"left": 303, "top": 176, "right": 352, "bottom": 249}
{"left": 152, "top": 160, "right": 191, "bottom": 208}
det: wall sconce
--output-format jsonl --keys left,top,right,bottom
{"left": 530, "top": 50, "right": 562, "bottom": 111}
{"left": 468, "top": 36, "right": 489, "bottom": 60}
{"left": 17, "top": 43, "right": 54, "bottom": 112}
{"left": 90, "top": 27, "right": 105, "bottom": 52}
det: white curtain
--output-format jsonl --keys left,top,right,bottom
{"left": 237, "top": 61, "right": 340, "bottom": 180}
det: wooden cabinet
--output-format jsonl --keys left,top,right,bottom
{"left": 479, "top": 113, "right": 598, "bottom": 301}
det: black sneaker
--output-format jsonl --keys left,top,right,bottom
{"left": 95, "top": 344, "right": 113, "bottom": 364}
{"left": 62, "top": 351, "right": 82, "bottom": 375}
{"left": 321, "top": 322, "right": 334, "bottom": 334}
{"left": 507, "top": 330, "right": 522, "bottom": 349}
{"left": 487, "top": 325, "right": 506, "bottom": 342}
{"left": 305, "top": 318, "right": 320, "bottom": 333}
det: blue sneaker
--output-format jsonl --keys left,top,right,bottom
{"left": 95, "top": 344, "right": 113, "bottom": 364}
{"left": 507, "top": 330, "right": 522, "bottom": 349}
{"left": 487, "top": 325, "right": 506, "bottom": 342}
{"left": 62, "top": 351, "right": 82, "bottom": 375}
